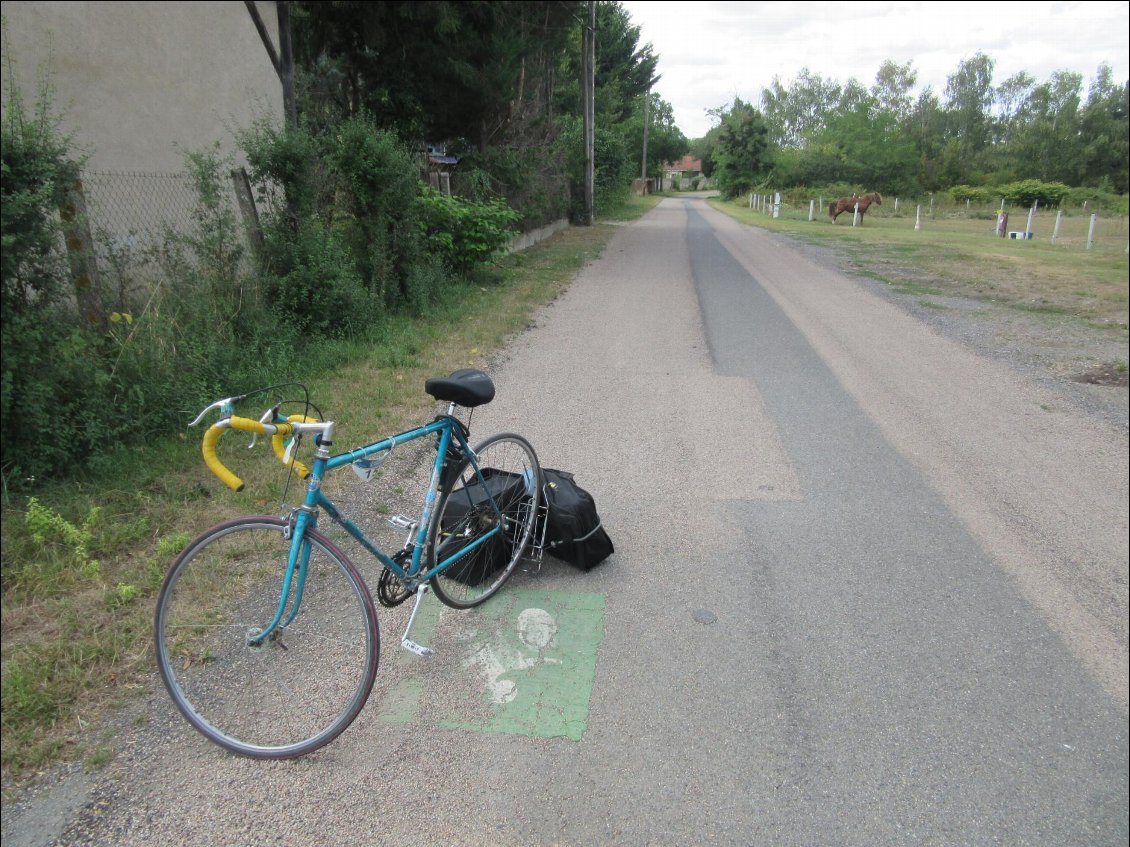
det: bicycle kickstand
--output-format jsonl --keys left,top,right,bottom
{"left": 400, "top": 584, "right": 435, "bottom": 658}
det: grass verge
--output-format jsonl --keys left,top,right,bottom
{"left": 708, "top": 196, "right": 1129, "bottom": 336}
{"left": 0, "top": 194, "right": 661, "bottom": 783}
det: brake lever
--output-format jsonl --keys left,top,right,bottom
{"left": 188, "top": 394, "right": 246, "bottom": 427}
{"left": 248, "top": 405, "right": 280, "bottom": 449}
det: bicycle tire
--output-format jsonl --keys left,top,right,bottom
{"left": 155, "top": 516, "right": 379, "bottom": 759}
{"left": 427, "top": 433, "right": 541, "bottom": 609}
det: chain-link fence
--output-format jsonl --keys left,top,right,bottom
{"left": 80, "top": 170, "right": 204, "bottom": 251}
{"left": 69, "top": 169, "right": 253, "bottom": 311}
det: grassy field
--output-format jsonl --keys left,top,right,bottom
{"left": 709, "top": 196, "right": 1129, "bottom": 336}
{"left": 0, "top": 196, "right": 661, "bottom": 783}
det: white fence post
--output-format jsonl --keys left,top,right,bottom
{"left": 773, "top": 192, "right": 781, "bottom": 219}
{"left": 1026, "top": 203, "right": 1037, "bottom": 235}
{"left": 1086, "top": 214, "right": 1097, "bottom": 250}
{"left": 915, "top": 204, "right": 922, "bottom": 231}
{"left": 809, "top": 199, "right": 815, "bottom": 221}
{"left": 749, "top": 192, "right": 753, "bottom": 209}
{"left": 852, "top": 202, "right": 861, "bottom": 227}
{"left": 894, "top": 197, "right": 899, "bottom": 212}
{"left": 1051, "top": 210, "right": 1062, "bottom": 244}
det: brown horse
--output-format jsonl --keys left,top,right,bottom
{"left": 829, "top": 192, "right": 882, "bottom": 223}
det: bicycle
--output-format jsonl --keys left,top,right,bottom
{"left": 154, "top": 368, "right": 542, "bottom": 759}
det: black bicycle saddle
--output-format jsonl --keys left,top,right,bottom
{"left": 424, "top": 369, "right": 496, "bottom": 407}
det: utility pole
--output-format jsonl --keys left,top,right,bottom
{"left": 640, "top": 87, "right": 650, "bottom": 188}
{"left": 582, "top": 0, "right": 595, "bottom": 224}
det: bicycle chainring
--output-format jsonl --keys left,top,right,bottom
{"left": 377, "top": 550, "right": 412, "bottom": 608}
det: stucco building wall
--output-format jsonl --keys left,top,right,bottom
{"left": 1, "top": 0, "right": 282, "bottom": 172}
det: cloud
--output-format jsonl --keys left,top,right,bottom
{"left": 621, "top": 0, "right": 1130, "bottom": 138}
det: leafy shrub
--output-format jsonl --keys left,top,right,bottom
{"left": 997, "top": 179, "right": 1070, "bottom": 208}
{"left": 329, "top": 117, "right": 424, "bottom": 309}
{"left": 416, "top": 186, "right": 520, "bottom": 275}
{"left": 1065, "top": 185, "right": 1129, "bottom": 214}
{"left": 950, "top": 185, "right": 993, "bottom": 204}
{"left": 1, "top": 65, "right": 92, "bottom": 484}
{"left": 454, "top": 145, "right": 570, "bottom": 230}
{"left": 263, "top": 219, "right": 375, "bottom": 337}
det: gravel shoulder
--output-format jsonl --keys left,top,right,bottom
{"left": 767, "top": 227, "right": 1129, "bottom": 434}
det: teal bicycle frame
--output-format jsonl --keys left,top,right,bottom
{"left": 249, "top": 402, "right": 506, "bottom": 653}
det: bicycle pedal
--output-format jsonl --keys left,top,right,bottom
{"left": 401, "top": 638, "right": 434, "bottom": 658}
{"left": 387, "top": 515, "right": 418, "bottom": 532}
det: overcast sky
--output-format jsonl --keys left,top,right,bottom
{"left": 619, "top": 1, "right": 1130, "bottom": 140}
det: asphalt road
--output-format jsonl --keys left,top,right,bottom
{"left": 5, "top": 195, "right": 1127, "bottom": 846}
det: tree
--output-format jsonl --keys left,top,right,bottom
{"left": 943, "top": 52, "right": 995, "bottom": 180}
{"left": 1078, "top": 64, "right": 1129, "bottom": 192}
{"left": 628, "top": 93, "right": 687, "bottom": 181}
{"left": 761, "top": 68, "right": 841, "bottom": 148}
{"left": 712, "top": 98, "right": 772, "bottom": 198}
{"left": 1006, "top": 70, "right": 1084, "bottom": 184}
{"left": 294, "top": 1, "right": 581, "bottom": 148}
{"left": 871, "top": 60, "right": 917, "bottom": 122}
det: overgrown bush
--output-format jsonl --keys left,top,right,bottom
{"left": 1065, "top": 184, "right": 1129, "bottom": 214}
{"left": 261, "top": 218, "right": 375, "bottom": 337}
{"left": 329, "top": 116, "right": 424, "bottom": 310}
{"left": 950, "top": 185, "right": 994, "bottom": 205}
{"left": 417, "top": 186, "right": 520, "bottom": 275}
{"left": 997, "top": 179, "right": 1071, "bottom": 208}
{"left": 454, "top": 145, "right": 570, "bottom": 230}
{"left": 1, "top": 66, "right": 89, "bottom": 484}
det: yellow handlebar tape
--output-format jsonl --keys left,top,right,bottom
{"left": 270, "top": 414, "right": 316, "bottom": 479}
{"left": 201, "top": 416, "right": 298, "bottom": 492}
{"left": 202, "top": 424, "right": 245, "bottom": 492}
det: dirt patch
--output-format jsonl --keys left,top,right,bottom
{"left": 1073, "top": 364, "right": 1130, "bottom": 387}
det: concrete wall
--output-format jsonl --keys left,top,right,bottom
{"left": 505, "top": 218, "right": 570, "bottom": 254}
{"left": 0, "top": 0, "right": 283, "bottom": 173}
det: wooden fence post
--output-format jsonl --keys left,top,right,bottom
{"left": 230, "top": 167, "right": 264, "bottom": 255}
{"left": 59, "top": 179, "right": 106, "bottom": 331}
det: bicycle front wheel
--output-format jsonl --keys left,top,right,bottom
{"left": 155, "top": 517, "right": 379, "bottom": 759}
{"left": 428, "top": 433, "right": 541, "bottom": 609}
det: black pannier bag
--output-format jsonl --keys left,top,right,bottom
{"left": 438, "top": 468, "right": 528, "bottom": 585}
{"left": 541, "top": 468, "right": 614, "bottom": 570}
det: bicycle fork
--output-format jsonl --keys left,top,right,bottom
{"left": 400, "top": 584, "right": 435, "bottom": 658}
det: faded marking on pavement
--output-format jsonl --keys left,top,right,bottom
{"left": 377, "top": 589, "right": 605, "bottom": 740}
{"left": 442, "top": 589, "right": 605, "bottom": 740}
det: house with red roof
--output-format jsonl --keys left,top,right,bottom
{"left": 663, "top": 156, "right": 704, "bottom": 190}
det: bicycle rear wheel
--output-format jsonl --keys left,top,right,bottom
{"left": 428, "top": 433, "right": 541, "bottom": 609}
{"left": 155, "top": 517, "right": 379, "bottom": 759}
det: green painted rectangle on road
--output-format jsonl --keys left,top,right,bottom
{"left": 440, "top": 588, "right": 605, "bottom": 741}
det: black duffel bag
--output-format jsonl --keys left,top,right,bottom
{"left": 438, "top": 468, "right": 528, "bottom": 585}
{"left": 541, "top": 468, "right": 614, "bottom": 571}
